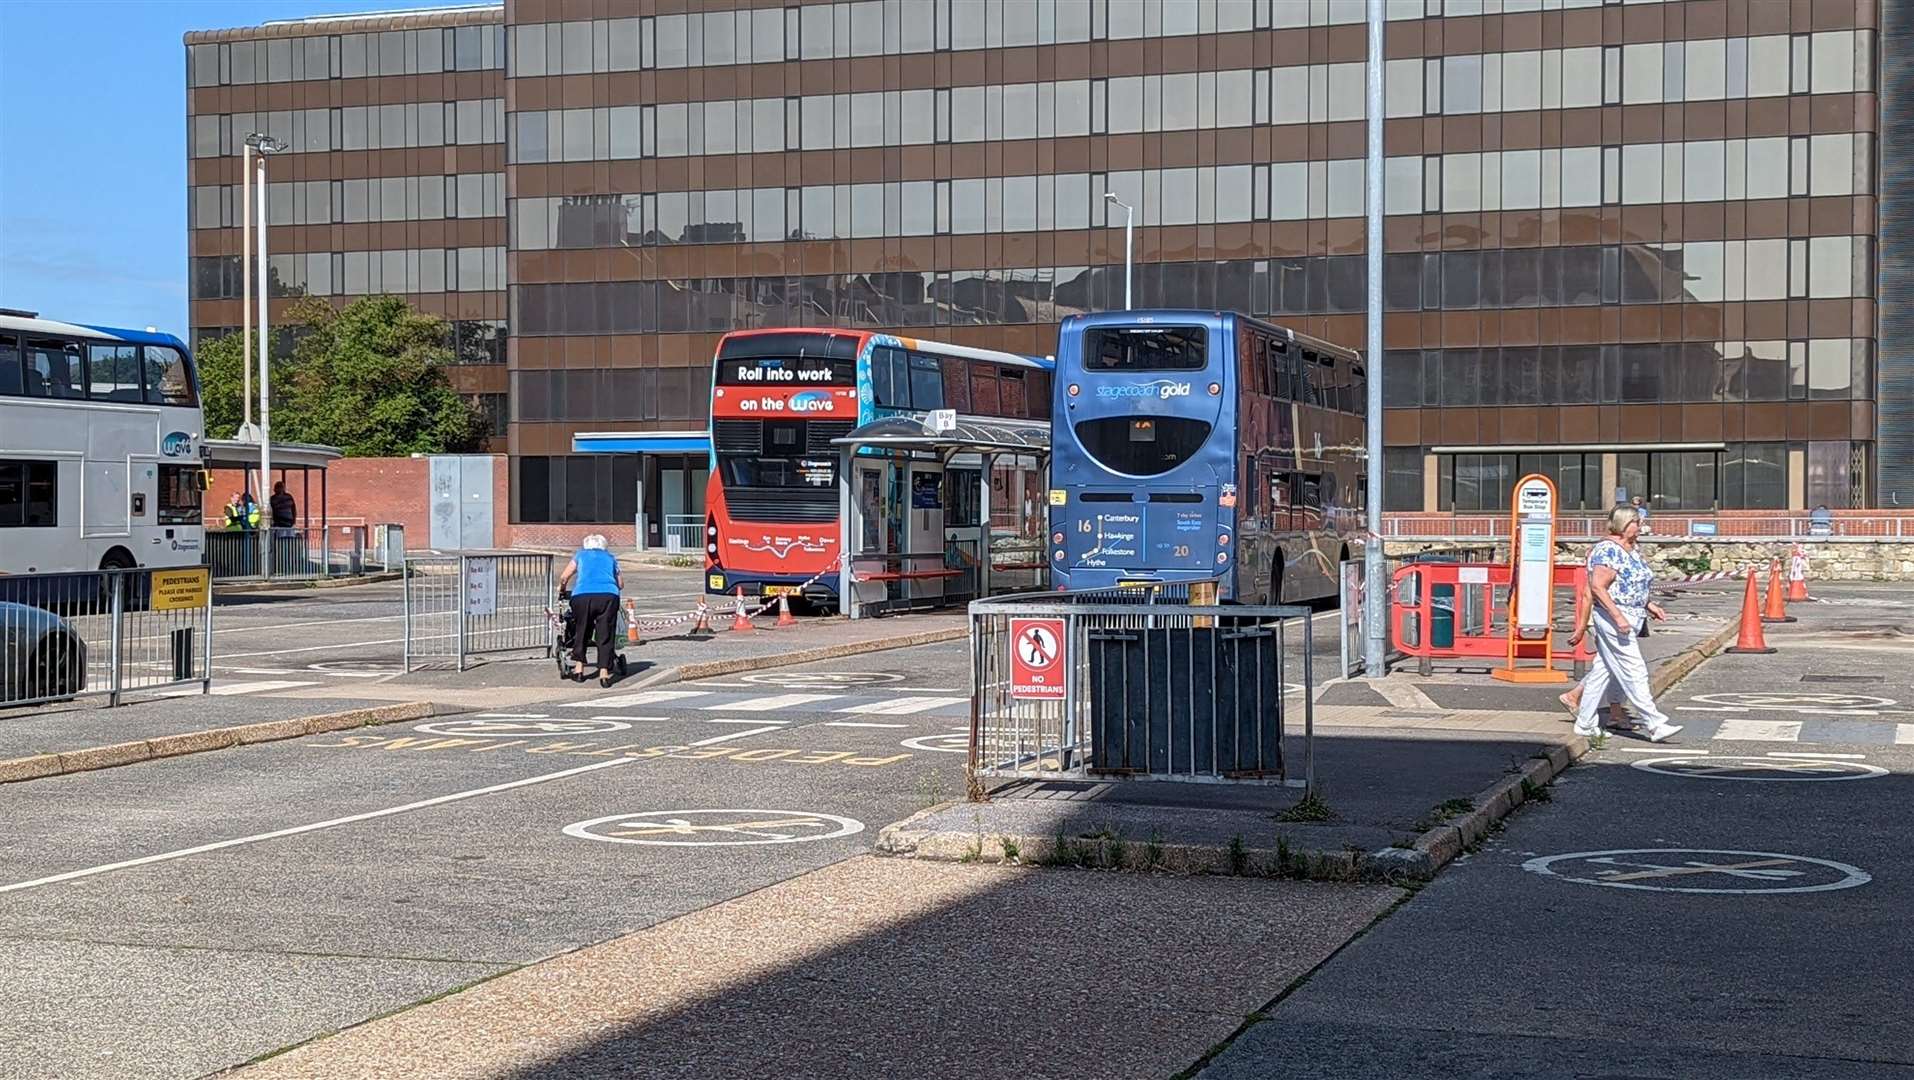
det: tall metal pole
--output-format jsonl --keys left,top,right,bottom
{"left": 240, "top": 141, "right": 253, "bottom": 435}
{"left": 1362, "top": 0, "right": 1388, "bottom": 678}
{"left": 1103, "top": 192, "right": 1135, "bottom": 310}
{"left": 1123, "top": 203, "right": 1134, "bottom": 310}
{"left": 256, "top": 149, "right": 273, "bottom": 579}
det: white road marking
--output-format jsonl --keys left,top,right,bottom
{"left": 161, "top": 680, "right": 317, "bottom": 697}
{"left": 837, "top": 696, "right": 968, "bottom": 715}
{"left": 217, "top": 636, "right": 409, "bottom": 659}
{"left": 825, "top": 721, "right": 910, "bottom": 728}
{"left": 568, "top": 689, "right": 707, "bottom": 708}
{"left": 212, "top": 612, "right": 402, "bottom": 635}
{"left": 706, "top": 717, "right": 791, "bottom": 725}
{"left": 706, "top": 693, "right": 840, "bottom": 712}
{"left": 1797, "top": 709, "right": 1879, "bottom": 717}
{"left": 1712, "top": 719, "right": 1804, "bottom": 742}
{"left": 687, "top": 725, "right": 784, "bottom": 745}
{"left": 1618, "top": 747, "right": 1708, "bottom": 755}
{"left": 1896, "top": 724, "right": 1914, "bottom": 746}
{"left": 1677, "top": 706, "right": 1749, "bottom": 713}
{"left": 0, "top": 758, "right": 633, "bottom": 896}
{"left": 1768, "top": 752, "right": 1869, "bottom": 760}
{"left": 588, "top": 715, "right": 676, "bottom": 723}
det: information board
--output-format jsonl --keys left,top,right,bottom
{"left": 1510, "top": 475, "right": 1556, "bottom": 631}
{"left": 150, "top": 567, "right": 210, "bottom": 611}
{"left": 464, "top": 557, "right": 498, "bottom": 617}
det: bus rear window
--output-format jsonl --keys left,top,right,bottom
{"left": 1072, "top": 416, "right": 1212, "bottom": 477}
{"left": 1083, "top": 327, "right": 1206, "bottom": 372}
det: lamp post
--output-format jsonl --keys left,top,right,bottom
{"left": 245, "top": 133, "right": 286, "bottom": 578}
{"left": 1363, "top": 0, "right": 1388, "bottom": 679}
{"left": 239, "top": 140, "right": 254, "bottom": 439}
{"left": 1102, "top": 192, "right": 1134, "bottom": 310}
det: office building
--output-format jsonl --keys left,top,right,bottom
{"left": 189, "top": 0, "right": 1888, "bottom": 534}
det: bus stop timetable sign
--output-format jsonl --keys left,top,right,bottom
{"left": 1010, "top": 618, "right": 1066, "bottom": 700}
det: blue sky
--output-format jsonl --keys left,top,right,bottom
{"left": 0, "top": 0, "right": 439, "bottom": 338}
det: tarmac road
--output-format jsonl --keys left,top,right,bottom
{"left": 1196, "top": 583, "right": 1914, "bottom": 1080}
{"left": 0, "top": 642, "right": 975, "bottom": 1080}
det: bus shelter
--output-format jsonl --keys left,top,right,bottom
{"left": 831, "top": 416, "right": 1050, "bottom": 619}
{"left": 203, "top": 437, "right": 361, "bottom": 580}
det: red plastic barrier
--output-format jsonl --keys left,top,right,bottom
{"left": 1390, "top": 562, "right": 1593, "bottom": 669}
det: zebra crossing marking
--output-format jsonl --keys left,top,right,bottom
{"left": 1712, "top": 719, "right": 1805, "bottom": 742}
{"left": 702, "top": 692, "right": 841, "bottom": 712}
{"left": 836, "top": 696, "right": 968, "bottom": 715}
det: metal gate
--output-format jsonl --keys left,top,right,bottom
{"left": 430, "top": 455, "right": 494, "bottom": 551}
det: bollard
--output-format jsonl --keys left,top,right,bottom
{"left": 170, "top": 626, "right": 195, "bottom": 682}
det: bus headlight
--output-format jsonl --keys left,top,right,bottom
{"left": 1216, "top": 551, "right": 1229, "bottom": 565}
{"left": 1208, "top": 383, "right": 1220, "bottom": 395}
{"left": 1218, "top": 533, "right": 1230, "bottom": 545}
{"left": 1068, "top": 384, "right": 1080, "bottom": 397}
{"left": 1053, "top": 549, "right": 1065, "bottom": 561}
{"left": 1052, "top": 531, "right": 1064, "bottom": 544}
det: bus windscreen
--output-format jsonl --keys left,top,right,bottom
{"left": 1083, "top": 326, "right": 1207, "bottom": 372}
{"left": 716, "top": 332, "right": 858, "bottom": 386}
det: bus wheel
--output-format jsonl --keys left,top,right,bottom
{"left": 98, "top": 548, "right": 136, "bottom": 613}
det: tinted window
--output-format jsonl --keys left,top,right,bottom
{"left": 24, "top": 339, "right": 83, "bottom": 399}
{"left": 88, "top": 343, "right": 143, "bottom": 402}
{"left": 907, "top": 353, "right": 944, "bottom": 409}
{"left": 143, "top": 345, "right": 198, "bottom": 406}
{"left": 1072, "top": 416, "right": 1212, "bottom": 477}
{"left": 1082, "top": 326, "right": 1207, "bottom": 372}
{"left": 0, "top": 460, "right": 58, "bottom": 527}
{"left": 0, "top": 335, "right": 19, "bottom": 395}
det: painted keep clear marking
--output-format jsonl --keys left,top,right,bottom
{"left": 902, "top": 730, "right": 972, "bottom": 753}
{"left": 416, "top": 718, "right": 633, "bottom": 737}
{"left": 738, "top": 671, "right": 906, "bottom": 689}
{"left": 1631, "top": 755, "right": 1887, "bottom": 782}
{"left": 563, "top": 809, "right": 865, "bottom": 847}
{"left": 1521, "top": 849, "right": 1871, "bottom": 895}
{"left": 1712, "top": 719, "right": 1804, "bottom": 742}
{"left": 1690, "top": 692, "right": 1898, "bottom": 711}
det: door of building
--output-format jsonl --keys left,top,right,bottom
{"left": 429, "top": 455, "right": 494, "bottom": 550}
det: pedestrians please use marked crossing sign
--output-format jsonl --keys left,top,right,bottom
{"left": 1010, "top": 618, "right": 1066, "bottom": 699}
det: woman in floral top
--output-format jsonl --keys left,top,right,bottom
{"left": 1564, "top": 505, "right": 1681, "bottom": 742}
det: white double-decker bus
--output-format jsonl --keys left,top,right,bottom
{"left": 0, "top": 311, "right": 207, "bottom": 575}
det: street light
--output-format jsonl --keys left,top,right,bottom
{"left": 245, "top": 133, "right": 286, "bottom": 577}
{"left": 1102, "top": 192, "right": 1133, "bottom": 310}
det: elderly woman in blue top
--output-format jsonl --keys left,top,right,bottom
{"left": 1567, "top": 505, "right": 1681, "bottom": 743}
{"left": 559, "top": 533, "right": 624, "bottom": 687}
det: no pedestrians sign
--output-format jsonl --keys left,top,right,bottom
{"left": 1010, "top": 618, "right": 1066, "bottom": 700}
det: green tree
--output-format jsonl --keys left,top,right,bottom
{"left": 252, "top": 296, "right": 485, "bottom": 456}
{"left": 193, "top": 330, "right": 270, "bottom": 440}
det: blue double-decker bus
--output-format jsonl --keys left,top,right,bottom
{"left": 1049, "top": 310, "right": 1366, "bottom": 604}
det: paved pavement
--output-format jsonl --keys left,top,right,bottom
{"left": 1195, "top": 582, "right": 1914, "bottom": 1079}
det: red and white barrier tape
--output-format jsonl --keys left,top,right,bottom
{"left": 546, "top": 554, "right": 848, "bottom": 637}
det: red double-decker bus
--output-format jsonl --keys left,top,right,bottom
{"left": 704, "top": 327, "right": 1050, "bottom": 607}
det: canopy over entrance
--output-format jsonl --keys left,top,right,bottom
{"left": 830, "top": 416, "right": 1050, "bottom": 618}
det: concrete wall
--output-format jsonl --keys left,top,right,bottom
{"left": 1386, "top": 538, "right": 1914, "bottom": 582}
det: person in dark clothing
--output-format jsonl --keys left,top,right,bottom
{"left": 269, "top": 481, "right": 297, "bottom": 530}
{"left": 558, "top": 533, "right": 624, "bottom": 687}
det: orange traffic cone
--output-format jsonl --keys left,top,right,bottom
{"left": 625, "top": 600, "right": 641, "bottom": 645}
{"left": 1786, "top": 546, "right": 1813, "bottom": 603}
{"left": 1726, "top": 571, "right": 1776, "bottom": 654}
{"left": 1761, "top": 558, "right": 1796, "bottom": 623}
{"left": 688, "top": 602, "right": 714, "bottom": 638}
{"left": 775, "top": 593, "right": 798, "bottom": 628}
{"left": 730, "top": 587, "right": 755, "bottom": 632}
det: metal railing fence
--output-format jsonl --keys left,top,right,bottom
{"left": 0, "top": 568, "right": 212, "bottom": 709}
{"left": 402, "top": 552, "right": 555, "bottom": 672}
{"left": 206, "top": 524, "right": 406, "bottom": 582}
{"left": 967, "top": 584, "right": 1315, "bottom": 796}
{"left": 661, "top": 514, "right": 703, "bottom": 553}
{"left": 1382, "top": 513, "right": 1914, "bottom": 541}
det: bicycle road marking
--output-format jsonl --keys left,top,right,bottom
{"left": 563, "top": 808, "right": 865, "bottom": 847}
{"left": 1522, "top": 848, "right": 1871, "bottom": 895}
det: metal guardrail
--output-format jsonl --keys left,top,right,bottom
{"left": 206, "top": 523, "right": 406, "bottom": 582}
{"left": 967, "top": 583, "right": 1315, "bottom": 794}
{"left": 0, "top": 567, "right": 211, "bottom": 709}
{"left": 661, "top": 514, "right": 703, "bottom": 554}
{"left": 402, "top": 552, "right": 555, "bottom": 672}
{"left": 1381, "top": 514, "right": 1914, "bottom": 541}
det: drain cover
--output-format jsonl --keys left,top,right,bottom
{"left": 1801, "top": 675, "right": 1883, "bottom": 683}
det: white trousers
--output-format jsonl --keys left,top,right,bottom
{"left": 1576, "top": 613, "right": 1670, "bottom": 730}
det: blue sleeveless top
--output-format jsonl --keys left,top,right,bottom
{"left": 572, "top": 548, "right": 620, "bottom": 597}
